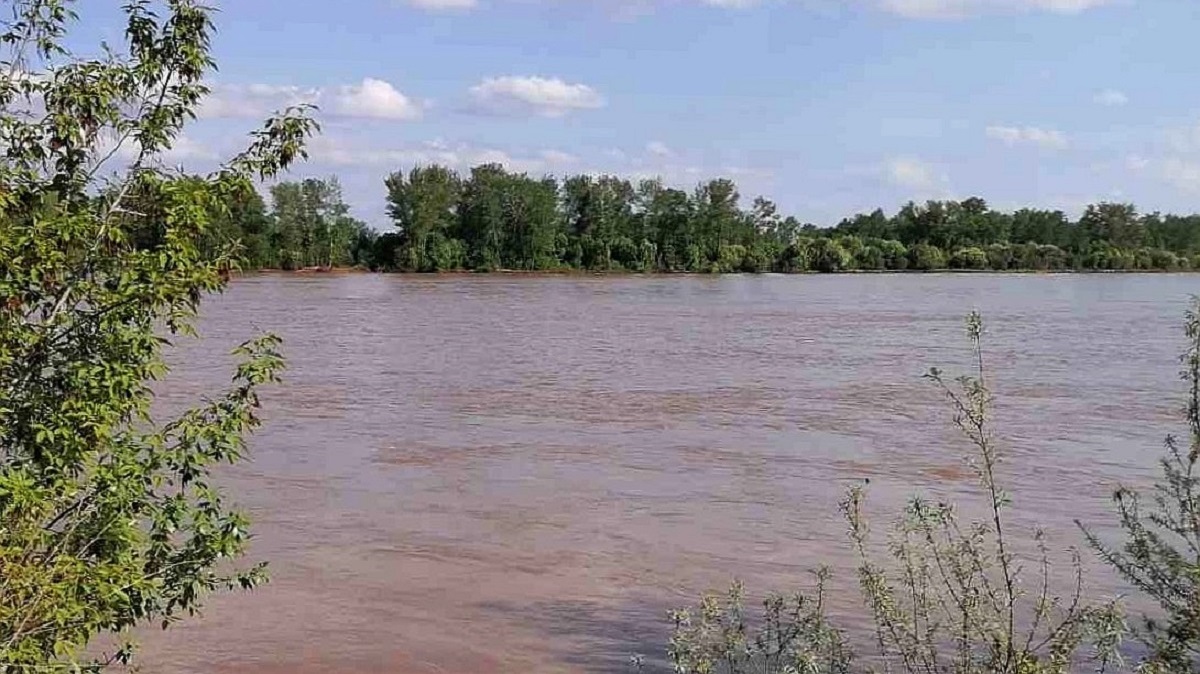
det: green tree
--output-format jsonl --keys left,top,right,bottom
{"left": 218, "top": 185, "right": 275, "bottom": 268}
{"left": 504, "top": 175, "right": 560, "bottom": 270}
{"left": 196, "top": 160, "right": 1200, "bottom": 274}
{"left": 1080, "top": 203, "right": 1145, "bottom": 250}
{"left": 636, "top": 180, "right": 693, "bottom": 270}
{"left": 458, "top": 164, "right": 510, "bottom": 270}
{"left": 267, "top": 181, "right": 306, "bottom": 268}
{"left": 269, "top": 177, "right": 358, "bottom": 269}
{"left": 0, "top": 0, "right": 315, "bottom": 668}
{"left": 693, "top": 178, "right": 743, "bottom": 261}
{"left": 1010, "top": 209, "right": 1065, "bottom": 247}
{"left": 563, "top": 174, "right": 635, "bottom": 244}
{"left": 837, "top": 208, "right": 893, "bottom": 240}
{"left": 385, "top": 165, "right": 462, "bottom": 271}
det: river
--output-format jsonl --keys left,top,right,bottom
{"left": 141, "top": 272, "right": 1196, "bottom": 673}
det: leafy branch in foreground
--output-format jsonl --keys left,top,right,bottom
{"left": 666, "top": 571, "right": 853, "bottom": 674}
{"left": 667, "top": 313, "right": 1124, "bottom": 674}
{"left": 0, "top": 0, "right": 316, "bottom": 669}
{"left": 1085, "top": 298, "right": 1200, "bottom": 673}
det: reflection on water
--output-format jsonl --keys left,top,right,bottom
{"left": 141, "top": 273, "right": 1196, "bottom": 673}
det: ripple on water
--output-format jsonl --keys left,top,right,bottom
{"left": 141, "top": 273, "right": 1190, "bottom": 673}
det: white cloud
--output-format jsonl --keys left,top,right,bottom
{"left": 307, "top": 136, "right": 773, "bottom": 195}
{"left": 307, "top": 136, "right": 565, "bottom": 174}
{"left": 985, "top": 125, "right": 1069, "bottom": 150}
{"left": 468, "top": 76, "right": 604, "bottom": 118}
{"left": 539, "top": 149, "right": 579, "bottom": 165}
{"left": 721, "top": 165, "right": 774, "bottom": 180}
{"left": 1028, "top": 0, "right": 1113, "bottom": 11}
{"left": 646, "top": 140, "right": 673, "bottom": 157}
{"left": 93, "top": 133, "right": 216, "bottom": 167}
{"left": 201, "top": 84, "right": 318, "bottom": 119}
{"left": 330, "top": 78, "right": 422, "bottom": 120}
{"left": 395, "top": 0, "right": 768, "bottom": 12}
{"left": 158, "top": 135, "right": 218, "bottom": 162}
{"left": 387, "top": 0, "right": 1111, "bottom": 15}
{"left": 883, "top": 157, "right": 944, "bottom": 191}
{"left": 878, "top": 0, "right": 1114, "bottom": 18}
{"left": 202, "top": 79, "right": 420, "bottom": 121}
{"left": 1164, "top": 159, "right": 1200, "bottom": 193}
{"left": 1094, "top": 89, "right": 1129, "bottom": 107}
{"left": 1126, "top": 155, "right": 1149, "bottom": 172}
{"left": 404, "top": 0, "right": 478, "bottom": 9}
{"left": 379, "top": 0, "right": 1108, "bottom": 16}
{"left": 1167, "top": 122, "right": 1200, "bottom": 154}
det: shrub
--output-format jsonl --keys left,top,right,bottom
{"left": 908, "top": 243, "right": 947, "bottom": 271}
{"left": 1087, "top": 298, "right": 1200, "bottom": 672}
{"left": 879, "top": 240, "right": 909, "bottom": 270}
{"left": 950, "top": 246, "right": 989, "bottom": 270}
{"left": 854, "top": 245, "right": 886, "bottom": 270}
{"left": 428, "top": 233, "right": 467, "bottom": 271}
{"left": 810, "top": 239, "right": 852, "bottom": 273}
{"left": 1148, "top": 248, "right": 1181, "bottom": 271}
{"left": 778, "top": 241, "right": 813, "bottom": 273}
{"left": 985, "top": 243, "right": 1014, "bottom": 271}
{"left": 666, "top": 313, "right": 1125, "bottom": 674}
{"left": 611, "top": 236, "right": 641, "bottom": 270}
{"left": 715, "top": 244, "right": 749, "bottom": 273}
{"left": 741, "top": 242, "right": 778, "bottom": 273}
{"left": 666, "top": 574, "right": 852, "bottom": 674}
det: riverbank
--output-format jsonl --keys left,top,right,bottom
{"left": 238, "top": 266, "right": 1200, "bottom": 277}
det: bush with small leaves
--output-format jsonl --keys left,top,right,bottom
{"left": 667, "top": 313, "right": 1125, "bottom": 674}
{"left": 665, "top": 573, "right": 853, "bottom": 674}
{"left": 1086, "top": 298, "right": 1200, "bottom": 673}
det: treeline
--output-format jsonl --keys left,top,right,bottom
{"left": 196, "top": 177, "right": 376, "bottom": 270}
{"left": 220, "top": 165, "right": 1200, "bottom": 273}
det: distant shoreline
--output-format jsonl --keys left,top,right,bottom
{"left": 236, "top": 267, "right": 1200, "bottom": 277}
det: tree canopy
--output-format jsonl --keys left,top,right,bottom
{"left": 205, "top": 164, "right": 1200, "bottom": 274}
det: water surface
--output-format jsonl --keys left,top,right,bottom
{"left": 143, "top": 273, "right": 1196, "bottom": 673}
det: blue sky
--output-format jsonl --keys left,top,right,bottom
{"left": 82, "top": 0, "right": 1200, "bottom": 226}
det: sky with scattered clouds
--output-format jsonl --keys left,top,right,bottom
{"left": 78, "top": 0, "right": 1200, "bottom": 226}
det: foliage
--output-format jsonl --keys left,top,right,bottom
{"left": 842, "top": 313, "right": 1124, "bottom": 674}
{"left": 908, "top": 243, "right": 946, "bottom": 271}
{"left": 267, "top": 177, "right": 370, "bottom": 270}
{"left": 950, "top": 246, "right": 989, "bottom": 270}
{"left": 0, "top": 0, "right": 314, "bottom": 669}
{"left": 201, "top": 159, "right": 1200, "bottom": 273}
{"left": 666, "top": 573, "right": 853, "bottom": 674}
{"left": 1085, "top": 298, "right": 1200, "bottom": 673}
{"left": 668, "top": 313, "right": 1125, "bottom": 674}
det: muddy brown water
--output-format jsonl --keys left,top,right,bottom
{"left": 139, "top": 273, "right": 1195, "bottom": 673}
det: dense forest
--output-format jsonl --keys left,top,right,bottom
{"left": 215, "top": 164, "right": 1200, "bottom": 273}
